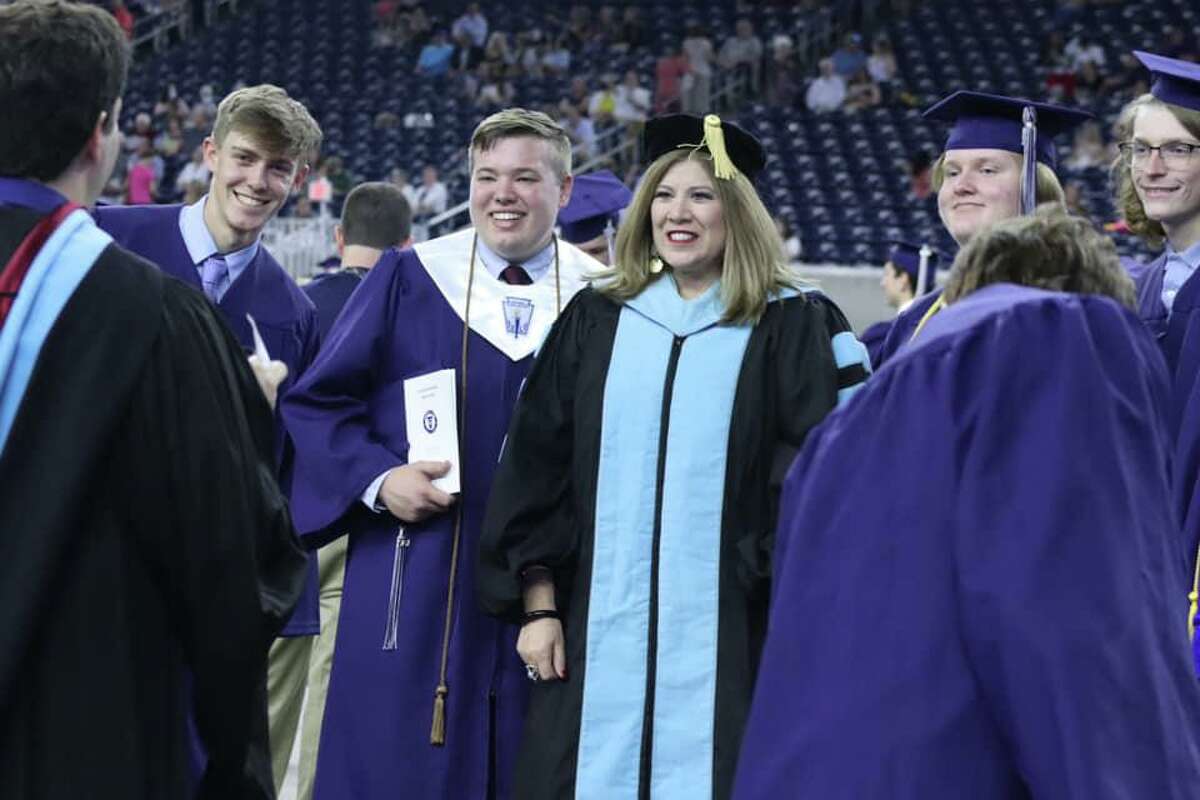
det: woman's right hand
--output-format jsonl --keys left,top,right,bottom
{"left": 518, "top": 618, "right": 567, "bottom": 682}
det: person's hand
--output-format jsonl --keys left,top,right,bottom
{"left": 379, "top": 461, "right": 456, "bottom": 523}
{"left": 517, "top": 618, "right": 566, "bottom": 682}
{"left": 247, "top": 355, "right": 288, "bottom": 410}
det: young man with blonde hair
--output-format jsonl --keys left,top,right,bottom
{"left": 95, "top": 83, "right": 324, "bottom": 793}
{"left": 282, "top": 108, "right": 595, "bottom": 799}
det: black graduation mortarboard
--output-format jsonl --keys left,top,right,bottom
{"left": 641, "top": 113, "right": 767, "bottom": 181}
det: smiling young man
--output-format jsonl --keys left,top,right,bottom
{"left": 873, "top": 92, "right": 1090, "bottom": 367}
{"left": 93, "top": 83, "right": 325, "bottom": 793}
{"left": 280, "top": 108, "right": 596, "bottom": 799}
{"left": 1120, "top": 53, "right": 1200, "bottom": 647}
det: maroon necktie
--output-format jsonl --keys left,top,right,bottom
{"left": 499, "top": 264, "right": 532, "bottom": 285}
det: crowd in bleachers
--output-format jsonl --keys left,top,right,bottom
{"left": 100, "top": 0, "right": 1198, "bottom": 264}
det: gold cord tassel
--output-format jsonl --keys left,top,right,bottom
{"left": 702, "top": 114, "right": 737, "bottom": 181}
{"left": 430, "top": 684, "right": 448, "bottom": 745}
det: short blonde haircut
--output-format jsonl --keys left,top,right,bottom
{"left": 597, "top": 149, "right": 797, "bottom": 325}
{"left": 212, "top": 84, "right": 323, "bottom": 166}
{"left": 468, "top": 107, "right": 572, "bottom": 181}
{"left": 931, "top": 151, "right": 1065, "bottom": 205}
{"left": 1111, "top": 94, "right": 1200, "bottom": 249}
{"left": 943, "top": 204, "right": 1135, "bottom": 309}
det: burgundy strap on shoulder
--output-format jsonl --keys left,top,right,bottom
{"left": 0, "top": 202, "right": 82, "bottom": 328}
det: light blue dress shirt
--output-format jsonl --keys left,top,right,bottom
{"left": 178, "top": 194, "right": 260, "bottom": 302}
{"left": 1161, "top": 239, "right": 1200, "bottom": 313}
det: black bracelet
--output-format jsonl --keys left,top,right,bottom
{"left": 521, "top": 609, "right": 561, "bottom": 626}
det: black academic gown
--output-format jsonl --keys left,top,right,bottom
{"left": 479, "top": 283, "right": 865, "bottom": 800}
{"left": 0, "top": 205, "right": 307, "bottom": 799}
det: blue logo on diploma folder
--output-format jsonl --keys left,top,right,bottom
{"left": 423, "top": 410, "right": 437, "bottom": 433}
{"left": 502, "top": 297, "right": 534, "bottom": 338}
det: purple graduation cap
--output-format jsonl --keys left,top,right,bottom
{"left": 888, "top": 241, "right": 940, "bottom": 296}
{"left": 922, "top": 91, "right": 1093, "bottom": 172}
{"left": 557, "top": 170, "right": 633, "bottom": 254}
{"left": 1135, "top": 50, "right": 1200, "bottom": 112}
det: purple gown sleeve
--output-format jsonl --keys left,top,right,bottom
{"left": 281, "top": 254, "right": 408, "bottom": 545}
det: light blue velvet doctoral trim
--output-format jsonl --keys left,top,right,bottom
{"left": 832, "top": 330, "right": 872, "bottom": 406}
{"left": 575, "top": 273, "right": 752, "bottom": 800}
{"left": 0, "top": 210, "right": 110, "bottom": 451}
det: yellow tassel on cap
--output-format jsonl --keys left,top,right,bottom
{"left": 702, "top": 114, "right": 738, "bottom": 181}
{"left": 430, "top": 684, "right": 448, "bottom": 745}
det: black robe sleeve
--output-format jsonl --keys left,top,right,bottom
{"left": 478, "top": 290, "right": 603, "bottom": 621}
{"left": 126, "top": 281, "right": 307, "bottom": 797}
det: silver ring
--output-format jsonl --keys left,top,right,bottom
{"left": 525, "top": 663, "right": 541, "bottom": 682}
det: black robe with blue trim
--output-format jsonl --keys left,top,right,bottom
{"left": 478, "top": 282, "right": 865, "bottom": 800}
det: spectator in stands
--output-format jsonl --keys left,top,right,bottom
{"left": 516, "top": 30, "right": 544, "bottom": 77}
{"left": 124, "top": 111, "right": 154, "bottom": 156}
{"left": 766, "top": 34, "right": 799, "bottom": 107}
{"left": 110, "top": 0, "right": 133, "bottom": 38}
{"left": 451, "top": 1, "right": 487, "bottom": 50}
{"left": 154, "top": 115, "right": 183, "bottom": 158}
{"left": 656, "top": 40, "right": 689, "bottom": 113}
{"left": 681, "top": 23, "right": 714, "bottom": 114}
{"left": 410, "top": 164, "right": 448, "bottom": 239}
{"left": 806, "top": 58, "right": 846, "bottom": 114}
{"left": 125, "top": 140, "right": 157, "bottom": 204}
{"left": 1074, "top": 60, "right": 1103, "bottom": 105}
{"left": 719, "top": 18, "right": 763, "bottom": 96}
{"left": 844, "top": 68, "right": 881, "bottom": 113}
{"left": 483, "top": 30, "right": 515, "bottom": 69}
{"left": 614, "top": 69, "right": 652, "bottom": 123}
{"left": 589, "top": 74, "right": 618, "bottom": 127}
{"left": 1102, "top": 52, "right": 1148, "bottom": 101}
{"left": 1066, "top": 30, "right": 1106, "bottom": 72}
{"left": 542, "top": 32, "right": 571, "bottom": 76}
{"left": 831, "top": 32, "right": 867, "bottom": 79}
{"left": 182, "top": 104, "right": 209, "bottom": 153}
{"left": 614, "top": 6, "right": 643, "bottom": 50}
{"left": 1042, "top": 31, "right": 1075, "bottom": 102}
{"left": 476, "top": 62, "right": 515, "bottom": 109}
{"left": 416, "top": 29, "right": 454, "bottom": 76}
{"left": 388, "top": 166, "right": 419, "bottom": 209}
{"left": 194, "top": 83, "right": 217, "bottom": 117}
{"left": 867, "top": 36, "right": 896, "bottom": 100}
{"left": 175, "top": 144, "right": 210, "bottom": 203}
{"left": 909, "top": 149, "right": 933, "bottom": 199}
{"left": 565, "top": 76, "right": 591, "bottom": 117}
{"left": 560, "top": 102, "right": 596, "bottom": 162}
{"left": 1065, "top": 119, "right": 1106, "bottom": 170}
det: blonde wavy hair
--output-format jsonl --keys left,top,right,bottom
{"left": 213, "top": 84, "right": 323, "bottom": 166}
{"left": 1111, "top": 94, "right": 1200, "bottom": 249}
{"left": 597, "top": 149, "right": 797, "bottom": 325}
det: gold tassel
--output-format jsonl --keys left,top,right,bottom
{"left": 702, "top": 114, "right": 737, "bottom": 181}
{"left": 430, "top": 684, "right": 448, "bottom": 745}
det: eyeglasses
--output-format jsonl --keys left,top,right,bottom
{"left": 1119, "top": 140, "right": 1200, "bottom": 169}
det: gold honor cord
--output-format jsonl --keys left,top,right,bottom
{"left": 909, "top": 294, "right": 947, "bottom": 342}
{"left": 430, "top": 233, "right": 564, "bottom": 745}
{"left": 1189, "top": 545, "right": 1200, "bottom": 641}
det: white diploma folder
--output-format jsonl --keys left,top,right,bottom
{"left": 403, "top": 368, "right": 461, "bottom": 494}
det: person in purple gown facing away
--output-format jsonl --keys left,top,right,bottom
{"left": 280, "top": 108, "right": 596, "bottom": 800}
{"left": 875, "top": 92, "right": 1090, "bottom": 367}
{"left": 735, "top": 207, "right": 1200, "bottom": 799}
{"left": 93, "top": 83, "right": 324, "bottom": 795}
{"left": 1118, "top": 53, "right": 1200, "bottom": 660}
{"left": 478, "top": 113, "right": 870, "bottom": 800}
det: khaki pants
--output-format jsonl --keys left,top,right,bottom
{"left": 268, "top": 625, "right": 313, "bottom": 795}
{"left": 297, "top": 536, "right": 348, "bottom": 800}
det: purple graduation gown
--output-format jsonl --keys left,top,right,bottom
{"left": 874, "top": 287, "right": 942, "bottom": 368}
{"left": 93, "top": 203, "right": 322, "bottom": 636}
{"left": 281, "top": 238, "right": 592, "bottom": 799}
{"left": 859, "top": 319, "right": 890, "bottom": 370}
{"left": 735, "top": 284, "right": 1200, "bottom": 799}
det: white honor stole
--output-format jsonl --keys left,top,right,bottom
{"left": 414, "top": 228, "right": 597, "bottom": 362}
